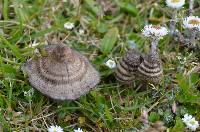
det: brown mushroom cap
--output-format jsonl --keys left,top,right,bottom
{"left": 25, "top": 44, "right": 100, "bottom": 100}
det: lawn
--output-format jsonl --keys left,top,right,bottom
{"left": 0, "top": 0, "right": 200, "bottom": 131}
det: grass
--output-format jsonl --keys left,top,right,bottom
{"left": 0, "top": 0, "right": 200, "bottom": 131}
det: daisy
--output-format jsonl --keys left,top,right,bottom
{"left": 182, "top": 114, "right": 193, "bottom": 123}
{"left": 183, "top": 16, "right": 200, "bottom": 31}
{"left": 105, "top": 59, "right": 116, "bottom": 69}
{"left": 186, "top": 118, "right": 199, "bottom": 131}
{"left": 166, "top": 0, "right": 185, "bottom": 9}
{"left": 48, "top": 125, "right": 64, "bottom": 132}
{"left": 29, "top": 40, "right": 39, "bottom": 47}
{"left": 74, "top": 128, "right": 83, "bottom": 132}
{"left": 182, "top": 114, "right": 199, "bottom": 131}
{"left": 29, "top": 43, "right": 39, "bottom": 47}
{"left": 23, "top": 88, "right": 34, "bottom": 97}
{"left": 78, "top": 28, "right": 85, "bottom": 34}
{"left": 142, "top": 25, "right": 168, "bottom": 39}
{"left": 64, "top": 22, "right": 75, "bottom": 30}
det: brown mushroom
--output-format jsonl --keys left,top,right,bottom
{"left": 25, "top": 44, "right": 100, "bottom": 100}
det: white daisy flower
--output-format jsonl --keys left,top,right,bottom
{"left": 183, "top": 16, "right": 200, "bottom": 31}
{"left": 187, "top": 118, "right": 199, "bottom": 131}
{"left": 105, "top": 59, "right": 116, "bottom": 69}
{"left": 23, "top": 88, "right": 34, "bottom": 97}
{"left": 31, "top": 43, "right": 39, "bottom": 47}
{"left": 166, "top": 0, "right": 185, "bottom": 9}
{"left": 29, "top": 40, "right": 39, "bottom": 47}
{"left": 182, "top": 114, "right": 193, "bottom": 123}
{"left": 182, "top": 114, "right": 199, "bottom": 131}
{"left": 74, "top": 128, "right": 83, "bottom": 132}
{"left": 64, "top": 22, "right": 75, "bottom": 30}
{"left": 142, "top": 25, "right": 168, "bottom": 39}
{"left": 78, "top": 29, "right": 85, "bottom": 34}
{"left": 48, "top": 125, "right": 64, "bottom": 132}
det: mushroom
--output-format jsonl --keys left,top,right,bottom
{"left": 25, "top": 44, "right": 100, "bottom": 100}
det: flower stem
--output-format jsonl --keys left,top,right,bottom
{"left": 190, "top": 29, "right": 198, "bottom": 48}
{"left": 170, "top": 9, "right": 177, "bottom": 35}
{"left": 189, "top": 0, "right": 194, "bottom": 15}
{"left": 150, "top": 38, "right": 159, "bottom": 60}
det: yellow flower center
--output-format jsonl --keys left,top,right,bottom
{"left": 189, "top": 121, "right": 195, "bottom": 125}
{"left": 109, "top": 61, "right": 114, "bottom": 65}
{"left": 171, "top": 0, "right": 180, "bottom": 3}
{"left": 188, "top": 19, "right": 200, "bottom": 25}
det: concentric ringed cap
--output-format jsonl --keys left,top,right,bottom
{"left": 25, "top": 44, "right": 100, "bottom": 100}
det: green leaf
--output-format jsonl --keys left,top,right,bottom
{"left": 170, "top": 117, "right": 185, "bottom": 132}
{"left": 148, "top": 112, "right": 160, "bottom": 122}
{"left": 176, "top": 73, "right": 200, "bottom": 105}
{"left": 100, "top": 27, "right": 118, "bottom": 55}
{"left": 3, "top": 0, "right": 9, "bottom": 19}
{"left": 176, "top": 73, "right": 188, "bottom": 92}
{"left": 0, "top": 112, "right": 11, "bottom": 131}
{"left": 105, "top": 105, "right": 113, "bottom": 122}
{"left": 0, "top": 96, "right": 5, "bottom": 108}
{"left": 84, "top": 0, "right": 100, "bottom": 16}
{"left": 119, "top": 2, "right": 138, "bottom": 16}
{"left": 0, "top": 35, "right": 22, "bottom": 59}
{"left": 20, "top": 27, "right": 56, "bottom": 43}
{"left": 97, "top": 22, "right": 108, "bottom": 33}
{"left": 189, "top": 73, "right": 199, "bottom": 85}
{"left": 1, "top": 64, "right": 17, "bottom": 78}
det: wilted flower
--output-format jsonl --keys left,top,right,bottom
{"left": 64, "top": 22, "right": 75, "bottom": 30}
{"left": 140, "top": 107, "right": 149, "bottom": 124}
{"left": 183, "top": 16, "right": 200, "bottom": 31}
{"left": 74, "top": 128, "right": 83, "bottom": 132}
{"left": 142, "top": 25, "right": 168, "bottom": 39}
{"left": 172, "top": 101, "right": 177, "bottom": 114}
{"left": 48, "top": 125, "right": 64, "bottom": 132}
{"left": 166, "top": 0, "right": 185, "bottom": 9}
{"left": 105, "top": 59, "right": 116, "bottom": 69}
{"left": 182, "top": 114, "right": 199, "bottom": 131}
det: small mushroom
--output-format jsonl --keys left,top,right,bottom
{"left": 25, "top": 44, "right": 100, "bottom": 100}
{"left": 115, "top": 48, "right": 143, "bottom": 84}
